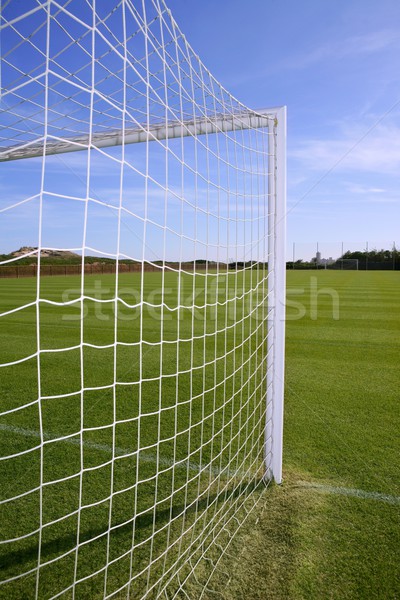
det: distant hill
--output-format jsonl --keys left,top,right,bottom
{"left": 1, "top": 248, "right": 214, "bottom": 266}
{"left": 0, "top": 247, "right": 122, "bottom": 265}
{"left": 11, "top": 247, "right": 81, "bottom": 259}
{"left": 1, "top": 247, "right": 223, "bottom": 268}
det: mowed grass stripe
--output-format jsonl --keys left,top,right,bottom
{"left": 211, "top": 271, "right": 399, "bottom": 600}
{"left": 285, "top": 271, "right": 400, "bottom": 497}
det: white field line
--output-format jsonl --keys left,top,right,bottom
{"left": 2, "top": 425, "right": 399, "bottom": 506}
{"left": 299, "top": 481, "right": 400, "bottom": 506}
{"left": 0, "top": 424, "right": 232, "bottom": 478}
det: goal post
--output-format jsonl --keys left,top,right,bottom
{"left": 266, "top": 106, "right": 286, "bottom": 485}
{"left": 0, "top": 1, "right": 286, "bottom": 597}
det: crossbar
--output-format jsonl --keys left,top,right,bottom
{"left": 0, "top": 110, "right": 275, "bottom": 162}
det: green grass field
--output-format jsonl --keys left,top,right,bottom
{"left": 1, "top": 270, "right": 399, "bottom": 599}
{"left": 0, "top": 268, "right": 270, "bottom": 599}
{"left": 211, "top": 270, "right": 400, "bottom": 600}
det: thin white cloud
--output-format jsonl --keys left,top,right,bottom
{"left": 281, "top": 29, "right": 400, "bottom": 70}
{"left": 290, "top": 122, "right": 400, "bottom": 176}
{"left": 364, "top": 195, "right": 400, "bottom": 204}
{"left": 226, "top": 29, "right": 400, "bottom": 87}
{"left": 345, "top": 184, "right": 386, "bottom": 195}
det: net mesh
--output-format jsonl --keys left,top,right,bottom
{"left": 0, "top": 1, "right": 282, "bottom": 598}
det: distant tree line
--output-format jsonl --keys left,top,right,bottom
{"left": 340, "top": 249, "right": 399, "bottom": 270}
{"left": 286, "top": 247, "right": 399, "bottom": 270}
{"left": 2, "top": 247, "right": 398, "bottom": 271}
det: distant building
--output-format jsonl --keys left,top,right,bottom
{"left": 311, "top": 253, "right": 335, "bottom": 266}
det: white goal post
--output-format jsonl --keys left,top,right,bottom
{"left": 0, "top": 1, "right": 286, "bottom": 598}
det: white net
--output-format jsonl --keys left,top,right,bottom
{"left": 0, "top": 1, "right": 286, "bottom": 598}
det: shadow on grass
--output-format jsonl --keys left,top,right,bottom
{"left": 1, "top": 477, "right": 265, "bottom": 575}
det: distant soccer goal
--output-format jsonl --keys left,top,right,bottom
{"left": 328, "top": 259, "right": 359, "bottom": 270}
{"left": 0, "top": 1, "right": 286, "bottom": 598}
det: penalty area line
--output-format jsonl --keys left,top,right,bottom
{"left": 299, "top": 481, "right": 400, "bottom": 506}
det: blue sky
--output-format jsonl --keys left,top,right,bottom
{"left": 173, "top": 0, "right": 400, "bottom": 259}
{"left": 1, "top": 0, "right": 399, "bottom": 262}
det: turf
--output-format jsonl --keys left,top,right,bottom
{"left": 206, "top": 270, "right": 400, "bottom": 599}
{"left": 0, "top": 268, "right": 270, "bottom": 599}
{"left": 1, "top": 270, "right": 399, "bottom": 599}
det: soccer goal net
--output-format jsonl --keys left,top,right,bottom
{"left": 0, "top": 1, "right": 286, "bottom": 598}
